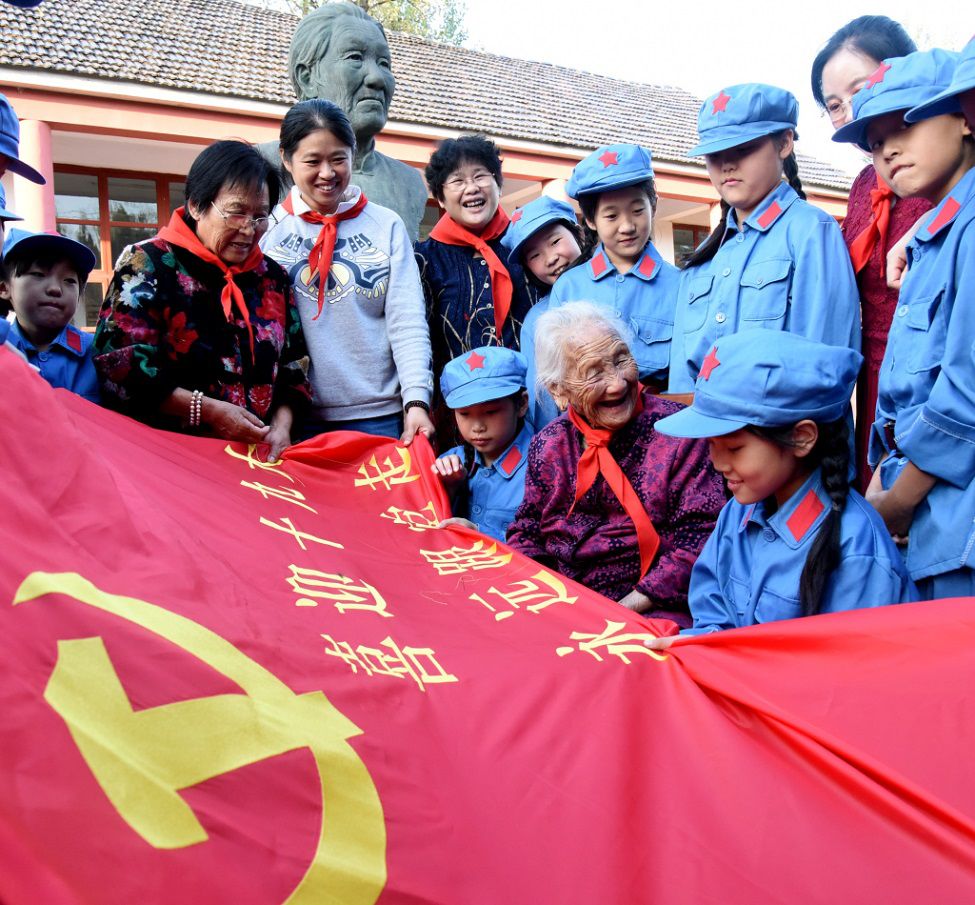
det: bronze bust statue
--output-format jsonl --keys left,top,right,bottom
{"left": 262, "top": 1, "right": 429, "bottom": 241}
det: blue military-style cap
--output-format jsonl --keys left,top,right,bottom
{"left": 907, "top": 38, "right": 975, "bottom": 122}
{"left": 2, "top": 0, "right": 46, "bottom": 6}
{"left": 440, "top": 346, "right": 528, "bottom": 408}
{"left": 654, "top": 332, "right": 862, "bottom": 439}
{"left": 500, "top": 196, "right": 578, "bottom": 260}
{"left": 833, "top": 49, "right": 960, "bottom": 151}
{"left": 2, "top": 228, "right": 97, "bottom": 278}
{"left": 687, "top": 84, "right": 798, "bottom": 157}
{"left": 0, "top": 183, "right": 22, "bottom": 221}
{"left": 0, "top": 94, "right": 46, "bottom": 185}
{"left": 565, "top": 144, "right": 654, "bottom": 199}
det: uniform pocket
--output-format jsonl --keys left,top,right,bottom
{"left": 629, "top": 314, "right": 674, "bottom": 374}
{"left": 739, "top": 258, "right": 791, "bottom": 322}
{"left": 681, "top": 275, "right": 713, "bottom": 333}
{"left": 753, "top": 588, "right": 803, "bottom": 625}
{"left": 904, "top": 294, "right": 946, "bottom": 374}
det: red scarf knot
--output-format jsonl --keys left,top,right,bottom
{"left": 565, "top": 393, "right": 660, "bottom": 579}
{"left": 282, "top": 189, "right": 369, "bottom": 320}
{"left": 157, "top": 207, "right": 264, "bottom": 358}
{"left": 428, "top": 207, "right": 513, "bottom": 340}
{"left": 848, "top": 176, "right": 895, "bottom": 279}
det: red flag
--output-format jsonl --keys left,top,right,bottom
{"left": 2, "top": 347, "right": 975, "bottom": 903}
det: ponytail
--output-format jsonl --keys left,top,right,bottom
{"left": 782, "top": 151, "right": 807, "bottom": 201}
{"left": 682, "top": 200, "right": 730, "bottom": 269}
{"left": 798, "top": 418, "right": 849, "bottom": 616}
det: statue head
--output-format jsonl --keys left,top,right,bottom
{"left": 288, "top": 1, "right": 395, "bottom": 146}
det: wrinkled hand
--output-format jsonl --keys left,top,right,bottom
{"left": 617, "top": 589, "right": 653, "bottom": 614}
{"left": 202, "top": 398, "right": 270, "bottom": 445}
{"left": 401, "top": 406, "right": 436, "bottom": 446}
{"left": 437, "top": 516, "right": 478, "bottom": 532}
{"left": 431, "top": 453, "right": 467, "bottom": 488}
{"left": 264, "top": 423, "right": 291, "bottom": 463}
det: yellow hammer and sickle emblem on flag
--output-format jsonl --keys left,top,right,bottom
{"left": 13, "top": 572, "right": 386, "bottom": 905}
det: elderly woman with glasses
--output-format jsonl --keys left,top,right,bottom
{"left": 811, "top": 16, "right": 931, "bottom": 490}
{"left": 506, "top": 302, "right": 725, "bottom": 624}
{"left": 94, "top": 140, "right": 311, "bottom": 460}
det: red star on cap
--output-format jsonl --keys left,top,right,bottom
{"left": 598, "top": 150, "right": 619, "bottom": 167}
{"left": 711, "top": 91, "right": 731, "bottom": 114}
{"left": 510, "top": 209, "right": 523, "bottom": 222}
{"left": 466, "top": 351, "right": 486, "bottom": 371}
{"left": 866, "top": 61, "right": 891, "bottom": 88}
{"left": 699, "top": 346, "right": 720, "bottom": 380}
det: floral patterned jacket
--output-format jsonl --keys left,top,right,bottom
{"left": 93, "top": 238, "right": 311, "bottom": 432}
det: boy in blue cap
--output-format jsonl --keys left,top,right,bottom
{"left": 0, "top": 228, "right": 100, "bottom": 402}
{"left": 432, "top": 346, "right": 533, "bottom": 543}
{"left": 645, "top": 332, "right": 915, "bottom": 647}
{"left": 668, "top": 83, "right": 860, "bottom": 396}
{"left": 500, "top": 195, "right": 584, "bottom": 430}
{"left": 834, "top": 48, "right": 975, "bottom": 600}
{"left": 540, "top": 144, "right": 680, "bottom": 392}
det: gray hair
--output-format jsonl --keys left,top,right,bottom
{"left": 288, "top": 1, "right": 388, "bottom": 101}
{"left": 534, "top": 301, "right": 634, "bottom": 393}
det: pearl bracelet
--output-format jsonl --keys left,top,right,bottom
{"left": 189, "top": 389, "right": 204, "bottom": 427}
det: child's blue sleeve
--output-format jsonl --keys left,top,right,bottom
{"left": 681, "top": 507, "right": 736, "bottom": 635}
{"left": 787, "top": 216, "right": 861, "bottom": 352}
{"left": 898, "top": 230, "right": 975, "bottom": 489}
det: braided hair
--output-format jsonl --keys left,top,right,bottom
{"left": 750, "top": 417, "right": 850, "bottom": 616}
{"left": 683, "top": 131, "right": 803, "bottom": 269}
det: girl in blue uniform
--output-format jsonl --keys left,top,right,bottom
{"left": 500, "top": 196, "right": 585, "bottom": 430}
{"left": 668, "top": 84, "right": 860, "bottom": 394}
{"left": 833, "top": 47, "right": 975, "bottom": 599}
{"left": 646, "top": 332, "right": 916, "bottom": 647}
{"left": 432, "top": 346, "right": 533, "bottom": 544}
{"left": 543, "top": 144, "right": 680, "bottom": 392}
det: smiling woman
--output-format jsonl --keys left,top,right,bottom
{"left": 92, "top": 140, "right": 312, "bottom": 461}
{"left": 506, "top": 302, "right": 724, "bottom": 623}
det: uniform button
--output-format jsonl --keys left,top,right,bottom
{"left": 756, "top": 277, "right": 764, "bottom": 286}
{"left": 615, "top": 310, "right": 622, "bottom": 317}
{"left": 897, "top": 305, "right": 909, "bottom": 317}
{"left": 715, "top": 312, "right": 726, "bottom": 323}
{"left": 735, "top": 233, "right": 745, "bottom": 244}
{"left": 479, "top": 259, "right": 486, "bottom": 265}
{"left": 762, "top": 528, "right": 776, "bottom": 542}
{"left": 39, "top": 352, "right": 50, "bottom": 361}
{"left": 483, "top": 281, "right": 490, "bottom": 288}
{"left": 616, "top": 274, "right": 625, "bottom": 283}
{"left": 472, "top": 505, "right": 482, "bottom": 514}
{"left": 722, "top": 267, "right": 732, "bottom": 277}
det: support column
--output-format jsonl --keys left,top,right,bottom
{"left": 15, "top": 120, "right": 56, "bottom": 231}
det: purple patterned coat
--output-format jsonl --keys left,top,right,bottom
{"left": 506, "top": 391, "right": 725, "bottom": 624}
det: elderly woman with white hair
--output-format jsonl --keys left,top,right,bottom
{"left": 506, "top": 302, "right": 724, "bottom": 623}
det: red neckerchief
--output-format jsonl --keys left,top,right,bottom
{"left": 566, "top": 393, "right": 660, "bottom": 579}
{"left": 428, "top": 207, "right": 513, "bottom": 339}
{"left": 848, "top": 176, "right": 895, "bottom": 278}
{"left": 282, "top": 189, "right": 369, "bottom": 319}
{"left": 158, "top": 207, "right": 263, "bottom": 357}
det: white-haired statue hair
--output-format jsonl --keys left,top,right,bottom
{"left": 534, "top": 301, "right": 634, "bottom": 395}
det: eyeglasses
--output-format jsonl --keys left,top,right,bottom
{"left": 443, "top": 171, "right": 497, "bottom": 193}
{"left": 210, "top": 203, "right": 276, "bottom": 231}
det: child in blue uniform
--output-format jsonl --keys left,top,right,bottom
{"left": 668, "top": 83, "right": 860, "bottom": 394}
{"left": 432, "top": 346, "right": 533, "bottom": 544}
{"left": 500, "top": 196, "right": 584, "bottom": 430}
{"left": 0, "top": 228, "right": 99, "bottom": 402}
{"left": 543, "top": 144, "right": 680, "bottom": 391}
{"left": 646, "top": 332, "right": 916, "bottom": 646}
{"left": 833, "top": 48, "right": 975, "bottom": 600}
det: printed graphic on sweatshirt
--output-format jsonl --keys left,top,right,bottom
{"left": 271, "top": 232, "right": 390, "bottom": 308}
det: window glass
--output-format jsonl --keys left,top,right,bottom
{"left": 57, "top": 223, "right": 101, "bottom": 269}
{"left": 54, "top": 172, "right": 99, "bottom": 221}
{"left": 169, "top": 181, "right": 186, "bottom": 211}
{"left": 108, "top": 177, "right": 157, "bottom": 224}
{"left": 111, "top": 226, "right": 156, "bottom": 266}
{"left": 81, "top": 282, "right": 105, "bottom": 329}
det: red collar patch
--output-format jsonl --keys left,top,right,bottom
{"left": 866, "top": 62, "right": 891, "bottom": 89}
{"left": 499, "top": 445, "right": 522, "bottom": 475}
{"left": 466, "top": 351, "right": 486, "bottom": 371}
{"left": 756, "top": 201, "right": 783, "bottom": 230}
{"left": 786, "top": 489, "right": 825, "bottom": 542}
{"left": 926, "top": 197, "right": 961, "bottom": 237}
{"left": 66, "top": 328, "right": 83, "bottom": 353}
{"left": 590, "top": 252, "right": 608, "bottom": 277}
{"left": 698, "top": 346, "right": 720, "bottom": 380}
{"left": 510, "top": 209, "right": 523, "bottom": 222}
{"left": 712, "top": 91, "right": 731, "bottom": 114}
{"left": 637, "top": 254, "right": 656, "bottom": 278}
{"left": 598, "top": 150, "right": 618, "bottom": 167}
